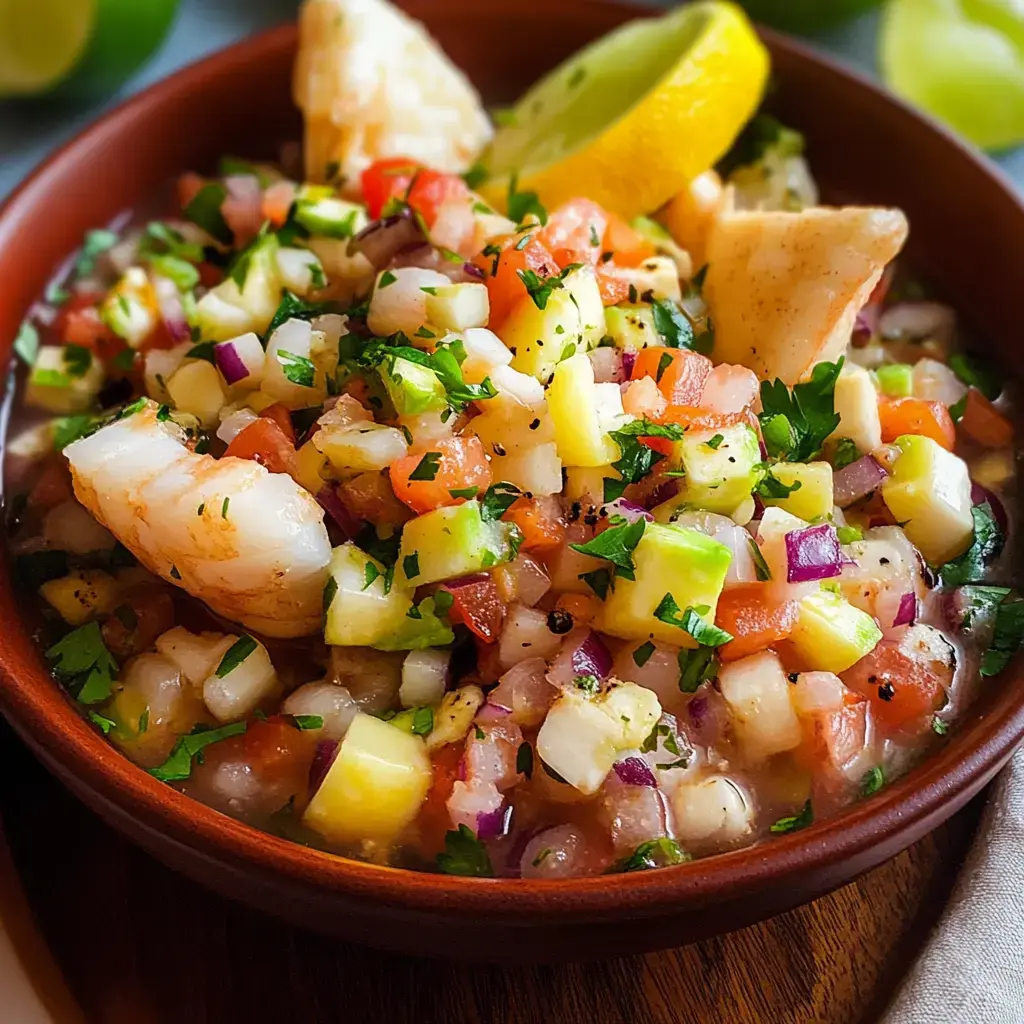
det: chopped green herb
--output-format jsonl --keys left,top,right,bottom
{"left": 755, "top": 465, "right": 803, "bottom": 500}
{"left": 277, "top": 349, "right": 317, "bottom": 389}
{"left": 507, "top": 172, "right": 548, "bottom": 227}
{"left": 570, "top": 517, "right": 647, "bottom": 581}
{"left": 949, "top": 394, "right": 967, "bottom": 424}
{"left": 45, "top": 621, "right": 119, "bottom": 706}
{"left": 437, "top": 824, "right": 494, "bottom": 876}
{"left": 861, "top": 765, "right": 885, "bottom": 797}
{"left": 532, "top": 848, "right": 552, "bottom": 867}
{"left": 654, "top": 596, "right": 733, "bottom": 646}
{"left": 403, "top": 552, "right": 421, "bottom": 579}
{"left": 112, "top": 348, "right": 137, "bottom": 371}
{"left": 633, "top": 641, "right": 656, "bottom": 668}
{"left": 75, "top": 228, "right": 119, "bottom": 276}
{"left": 604, "top": 418, "right": 684, "bottom": 502}
{"left": 932, "top": 716, "right": 949, "bottom": 736}
{"left": 651, "top": 299, "right": 696, "bottom": 350}
{"left": 949, "top": 353, "right": 1000, "bottom": 400}
{"left": 462, "top": 162, "right": 489, "bottom": 189}
{"left": 748, "top": 537, "right": 772, "bottom": 581}
{"left": 516, "top": 263, "right": 580, "bottom": 310}
{"left": 45, "top": 281, "right": 70, "bottom": 306}
{"left": 579, "top": 568, "right": 612, "bottom": 600}
{"left": 980, "top": 594, "right": 1024, "bottom": 677}
{"left": 409, "top": 451, "right": 442, "bottom": 482}
{"left": 615, "top": 837, "right": 689, "bottom": 872}
{"left": 770, "top": 799, "right": 814, "bottom": 834}
{"left": 574, "top": 674, "right": 600, "bottom": 694}
{"left": 13, "top": 322, "right": 39, "bottom": 365}
{"left": 449, "top": 486, "right": 479, "bottom": 499}
{"left": 266, "top": 291, "right": 329, "bottom": 336}
{"left": 149, "top": 722, "right": 248, "bottom": 782}
{"left": 759, "top": 359, "right": 844, "bottom": 461}
{"left": 516, "top": 741, "right": 533, "bottom": 779}
{"left": 830, "top": 437, "right": 862, "bottom": 471}
{"left": 705, "top": 433, "right": 725, "bottom": 451}
{"left": 409, "top": 707, "right": 433, "bottom": 736}
{"left": 837, "top": 525, "right": 863, "bottom": 545}
{"left": 216, "top": 635, "right": 258, "bottom": 677}
{"left": 137, "top": 708, "right": 150, "bottom": 736}
{"left": 221, "top": 497, "right": 230, "bottom": 519}
{"left": 641, "top": 720, "right": 684, "bottom": 756}
{"left": 88, "top": 712, "right": 116, "bottom": 735}
{"left": 656, "top": 350, "right": 673, "bottom": 383}
{"left": 182, "top": 183, "right": 233, "bottom": 246}
{"left": 379, "top": 270, "right": 398, "bottom": 288}
{"left": 480, "top": 481, "right": 521, "bottom": 522}
{"left": 322, "top": 576, "right": 339, "bottom": 622}
{"left": 938, "top": 503, "right": 1003, "bottom": 587}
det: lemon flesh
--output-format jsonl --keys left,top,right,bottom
{"left": 480, "top": 1, "right": 769, "bottom": 218}
{"left": 0, "top": 0, "right": 95, "bottom": 95}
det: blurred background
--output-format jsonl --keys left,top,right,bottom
{"left": 3, "top": 0, "right": 1024, "bottom": 198}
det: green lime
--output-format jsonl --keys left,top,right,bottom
{"left": 0, "top": 0, "right": 180, "bottom": 99}
{"left": 881, "top": 0, "right": 1024, "bottom": 150}
{"left": 738, "top": 0, "right": 884, "bottom": 34}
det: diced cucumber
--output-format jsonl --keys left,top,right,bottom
{"left": 790, "top": 586, "right": 882, "bottom": 674}
{"left": 194, "top": 291, "right": 255, "bottom": 342}
{"left": 294, "top": 190, "right": 367, "bottom": 239}
{"left": 547, "top": 352, "right": 629, "bottom": 467}
{"left": 380, "top": 356, "right": 448, "bottom": 416}
{"left": 397, "top": 503, "right": 521, "bottom": 586}
{"left": 209, "top": 234, "right": 282, "bottom": 335}
{"left": 676, "top": 423, "right": 761, "bottom": 514}
{"left": 881, "top": 434, "right": 974, "bottom": 564}
{"left": 166, "top": 360, "right": 226, "bottom": 429}
{"left": 875, "top": 363, "right": 913, "bottom": 398}
{"left": 718, "top": 651, "right": 802, "bottom": 760}
{"left": 100, "top": 268, "right": 157, "bottom": 348}
{"left": 604, "top": 304, "right": 659, "bottom": 352}
{"left": 323, "top": 542, "right": 414, "bottom": 647}
{"left": 425, "top": 283, "right": 490, "bottom": 331}
{"left": 302, "top": 713, "right": 431, "bottom": 845}
{"left": 760, "top": 461, "right": 834, "bottom": 521}
{"left": 314, "top": 422, "right": 409, "bottom": 472}
{"left": 595, "top": 523, "right": 732, "bottom": 646}
{"left": 26, "top": 345, "right": 105, "bottom": 415}
{"left": 275, "top": 247, "right": 326, "bottom": 297}
{"left": 831, "top": 363, "right": 882, "bottom": 454}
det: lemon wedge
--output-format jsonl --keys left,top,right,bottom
{"left": 479, "top": 1, "right": 769, "bottom": 218}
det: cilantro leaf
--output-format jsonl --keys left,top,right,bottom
{"left": 409, "top": 452, "right": 442, "bottom": 482}
{"left": 980, "top": 594, "right": 1024, "bottom": 677}
{"left": 516, "top": 264, "right": 581, "bottom": 311}
{"left": 276, "top": 349, "right": 317, "bottom": 388}
{"left": 74, "top": 229, "right": 119, "bottom": 277}
{"left": 287, "top": 714, "right": 325, "bottom": 731}
{"left": 769, "top": 799, "right": 814, "bottom": 834}
{"left": 651, "top": 299, "right": 696, "bottom": 350}
{"left": 215, "top": 635, "right": 257, "bottom": 678}
{"left": 45, "top": 622, "right": 119, "bottom": 706}
{"left": 579, "top": 568, "right": 612, "bottom": 600}
{"left": 604, "top": 418, "right": 684, "bottom": 502}
{"left": 949, "top": 353, "right": 1000, "bottom": 400}
{"left": 480, "top": 481, "right": 521, "bottom": 522}
{"left": 759, "top": 359, "right": 844, "bottom": 462}
{"left": 830, "top": 436, "right": 861, "bottom": 471}
{"left": 507, "top": 173, "right": 548, "bottom": 227}
{"left": 570, "top": 517, "right": 647, "bottom": 581}
{"left": 654, "top": 596, "right": 733, "bottom": 646}
{"left": 14, "top": 322, "right": 39, "bottom": 365}
{"left": 148, "top": 722, "right": 248, "bottom": 782}
{"left": 267, "top": 291, "right": 329, "bottom": 337}
{"left": 516, "top": 741, "right": 534, "bottom": 778}
{"left": 677, "top": 646, "right": 719, "bottom": 694}
{"left": 861, "top": 766, "right": 885, "bottom": 798}
{"left": 614, "top": 837, "right": 689, "bottom": 872}
{"left": 755, "top": 465, "right": 803, "bottom": 501}
{"left": 938, "top": 503, "right": 1003, "bottom": 585}
{"left": 436, "top": 824, "right": 494, "bottom": 877}
{"left": 182, "top": 183, "right": 233, "bottom": 246}
{"left": 748, "top": 536, "right": 772, "bottom": 581}
{"left": 633, "top": 641, "right": 656, "bottom": 667}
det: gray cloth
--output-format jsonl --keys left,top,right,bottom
{"left": 882, "top": 748, "right": 1024, "bottom": 1023}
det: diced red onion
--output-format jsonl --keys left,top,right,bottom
{"left": 388, "top": 244, "right": 484, "bottom": 283}
{"left": 445, "top": 573, "right": 492, "bottom": 590}
{"left": 893, "top": 592, "right": 917, "bottom": 627}
{"left": 153, "top": 275, "right": 190, "bottom": 344}
{"left": 613, "top": 756, "right": 658, "bottom": 788}
{"left": 602, "top": 498, "right": 654, "bottom": 523}
{"left": 214, "top": 340, "right": 250, "bottom": 385}
{"left": 476, "top": 702, "right": 512, "bottom": 722}
{"left": 851, "top": 309, "right": 875, "bottom": 347}
{"left": 621, "top": 351, "right": 637, "bottom": 378}
{"left": 477, "top": 804, "right": 513, "bottom": 840}
{"left": 571, "top": 631, "right": 612, "bottom": 678}
{"left": 688, "top": 696, "right": 708, "bottom": 728}
{"left": 351, "top": 212, "right": 426, "bottom": 269}
{"left": 316, "top": 486, "right": 359, "bottom": 539}
{"left": 644, "top": 479, "right": 680, "bottom": 510}
{"left": 589, "top": 346, "right": 625, "bottom": 384}
{"left": 308, "top": 740, "right": 338, "bottom": 793}
{"left": 785, "top": 524, "right": 843, "bottom": 583}
{"left": 971, "top": 483, "right": 1008, "bottom": 535}
{"left": 462, "top": 262, "right": 486, "bottom": 281}
{"left": 833, "top": 455, "right": 888, "bottom": 508}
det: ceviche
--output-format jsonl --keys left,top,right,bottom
{"left": 4, "top": 0, "right": 1020, "bottom": 880}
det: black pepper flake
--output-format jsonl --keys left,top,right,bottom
{"left": 509, "top": 346, "right": 517, "bottom": 356}
{"left": 569, "top": 501, "right": 583, "bottom": 523}
{"left": 788, "top": 673, "right": 799, "bottom": 683}
{"left": 529, "top": 418, "right": 541, "bottom": 430}
{"left": 879, "top": 557, "right": 891, "bottom": 566}
{"left": 493, "top": 443, "right": 507, "bottom": 457}
{"left": 878, "top": 682, "right": 895, "bottom": 702}
{"left": 547, "top": 609, "right": 574, "bottom": 635}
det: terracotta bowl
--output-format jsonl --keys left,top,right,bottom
{"left": 1, "top": 0, "right": 1023, "bottom": 963}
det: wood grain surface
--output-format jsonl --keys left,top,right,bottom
{"left": 0, "top": 717, "right": 980, "bottom": 1024}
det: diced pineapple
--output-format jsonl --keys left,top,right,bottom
{"left": 761, "top": 461, "right": 834, "bottom": 521}
{"left": 208, "top": 234, "right": 282, "bottom": 335}
{"left": 564, "top": 466, "right": 613, "bottom": 502}
{"left": 790, "top": 586, "right": 883, "bottom": 674}
{"left": 881, "top": 434, "right": 974, "bottom": 564}
{"left": 490, "top": 442, "right": 562, "bottom": 496}
{"left": 100, "top": 267, "right": 158, "bottom": 348}
{"left": 275, "top": 247, "right": 326, "bottom": 296}
{"left": 459, "top": 327, "right": 513, "bottom": 382}
{"left": 425, "top": 685, "right": 485, "bottom": 751}
{"left": 202, "top": 637, "right": 277, "bottom": 723}
{"left": 536, "top": 681, "right": 661, "bottom": 795}
{"left": 323, "top": 542, "right": 414, "bottom": 646}
{"left": 756, "top": 507, "right": 808, "bottom": 581}
{"left": 425, "top": 283, "right": 490, "bottom": 331}
{"left": 39, "top": 571, "right": 118, "bottom": 626}
{"left": 193, "top": 291, "right": 255, "bottom": 342}
{"left": 676, "top": 423, "right": 760, "bottom": 514}
{"left": 25, "top": 345, "right": 105, "bottom": 414}
{"left": 547, "top": 352, "right": 629, "bottom": 467}
{"left": 595, "top": 523, "right": 732, "bottom": 646}
{"left": 466, "top": 390, "right": 550, "bottom": 454}
{"left": 302, "top": 713, "right": 431, "bottom": 845}
{"left": 831, "top": 363, "right": 882, "bottom": 454}
{"left": 718, "top": 651, "right": 802, "bottom": 760}
{"left": 505, "top": 267, "right": 605, "bottom": 381}
{"left": 293, "top": 191, "right": 367, "bottom": 238}
{"left": 166, "top": 360, "right": 226, "bottom": 429}
{"left": 314, "top": 422, "right": 409, "bottom": 472}
{"left": 396, "top": 503, "right": 520, "bottom": 586}
{"left": 608, "top": 255, "right": 682, "bottom": 302}
{"left": 293, "top": 440, "right": 330, "bottom": 494}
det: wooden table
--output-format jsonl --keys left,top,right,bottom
{"left": 0, "top": 716, "right": 979, "bottom": 1024}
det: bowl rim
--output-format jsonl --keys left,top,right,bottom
{"left": 2, "top": 7, "right": 1024, "bottom": 919}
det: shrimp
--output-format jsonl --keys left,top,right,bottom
{"left": 293, "top": 0, "right": 492, "bottom": 188}
{"left": 64, "top": 402, "right": 331, "bottom": 638}
{"left": 705, "top": 205, "right": 909, "bottom": 384}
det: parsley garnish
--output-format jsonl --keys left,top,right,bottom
{"left": 221, "top": 497, "right": 230, "bottom": 519}
{"left": 45, "top": 622, "right": 119, "bottom": 706}
{"left": 980, "top": 594, "right": 1024, "bottom": 677}
{"left": 216, "top": 635, "right": 257, "bottom": 677}
{"left": 75, "top": 228, "right": 119, "bottom": 276}
{"left": 277, "top": 349, "right": 317, "bottom": 388}
{"left": 633, "top": 641, "right": 656, "bottom": 668}
{"left": 409, "top": 451, "right": 442, "bottom": 482}
{"left": 574, "top": 674, "right": 601, "bottom": 694}
{"left": 88, "top": 712, "right": 116, "bottom": 735}
{"left": 379, "top": 270, "right": 397, "bottom": 288}
{"left": 149, "top": 722, "right": 247, "bottom": 782}
{"left": 748, "top": 537, "right": 772, "bottom": 581}
{"left": 615, "top": 838, "right": 689, "bottom": 872}
{"left": 436, "top": 824, "right": 494, "bottom": 877}
{"left": 323, "top": 576, "right": 339, "bottom": 623}
{"left": 830, "top": 437, "right": 861, "bottom": 471}
{"left": 755, "top": 465, "right": 802, "bottom": 501}
{"left": 651, "top": 299, "right": 697, "bottom": 350}
{"left": 932, "top": 716, "right": 949, "bottom": 736}
{"left": 287, "top": 714, "right": 325, "bottom": 731}
{"left": 403, "top": 552, "right": 421, "bottom": 579}
{"left": 677, "top": 647, "right": 720, "bottom": 693}
{"left": 759, "top": 359, "right": 844, "bottom": 462}
{"left": 570, "top": 517, "right": 647, "bottom": 581}
{"left": 641, "top": 720, "right": 685, "bottom": 757}
{"left": 13, "top": 322, "right": 39, "bottom": 365}
{"left": 604, "top": 418, "right": 684, "bottom": 502}
{"left": 480, "top": 481, "right": 521, "bottom": 522}
{"left": 507, "top": 173, "right": 548, "bottom": 226}
{"left": 579, "top": 568, "right": 612, "bottom": 600}
{"left": 449, "top": 486, "right": 479, "bottom": 499}
{"left": 654, "top": 597, "right": 733, "bottom": 646}
{"left": 949, "top": 353, "right": 1000, "bottom": 400}
{"left": 63, "top": 344, "right": 92, "bottom": 379}
{"left": 462, "top": 162, "right": 489, "bottom": 189}
{"left": 861, "top": 766, "right": 885, "bottom": 797}
{"left": 516, "top": 263, "right": 580, "bottom": 310}
{"left": 182, "top": 183, "right": 233, "bottom": 246}
{"left": 705, "top": 433, "right": 725, "bottom": 450}
{"left": 266, "top": 291, "right": 329, "bottom": 337}
{"left": 938, "top": 503, "right": 1003, "bottom": 586}
{"left": 769, "top": 799, "right": 814, "bottom": 834}
{"left": 226, "top": 222, "right": 271, "bottom": 290}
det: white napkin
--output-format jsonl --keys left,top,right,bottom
{"left": 882, "top": 747, "right": 1024, "bottom": 1023}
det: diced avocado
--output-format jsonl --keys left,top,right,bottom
{"left": 371, "top": 595, "right": 455, "bottom": 652}
{"left": 831, "top": 364, "right": 882, "bottom": 454}
{"left": 194, "top": 291, "right": 255, "bottom": 342}
{"left": 761, "top": 461, "right": 834, "bottom": 521}
{"left": 881, "top": 434, "right": 974, "bottom": 564}
{"left": 294, "top": 188, "right": 367, "bottom": 239}
{"left": 302, "top": 713, "right": 431, "bottom": 845}
{"left": 595, "top": 523, "right": 732, "bottom": 646}
{"left": 875, "top": 363, "right": 913, "bottom": 398}
{"left": 675, "top": 423, "right": 760, "bottom": 514}
{"left": 425, "top": 283, "right": 490, "bottom": 331}
{"left": 323, "top": 542, "right": 414, "bottom": 647}
{"left": 100, "top": 268, "right": 157, "bottom": 348}
{"left": 397, "top": 503, "right": 521, "bottom": 586}
{"left": 604, "top": 304, "right": 659, "bottom": 352}
{"left": 506, "top": 266, "right": 605, "bottom": 381}
{"left": 547, "top": 352, "right": 629, "bottom": 467}
{"left": 25, "top": 345, "right": 105, "bottom": 415}
{"left": 210, "top": 234, "right": 282, "bottom": 335}
{"left": 790, "top": 586, "right": 882, "bottom": 674}
{"left": 380, "top": 356, "right": 448, "bottom": 416}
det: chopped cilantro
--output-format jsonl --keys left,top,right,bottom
{"left": 362, "top": 563, "right": 381, "bottom": 590}
{"left": 149, "top": 722, "right": 247, "bottom": 782}
{"left": 449, "top": 486, "right": 479, "bottom": 499}
{"left": 755, "top": 465, "right": 803, "bottom": 500}
{"left": 215, "top": 635, "right": 257, "bottom": 677}
{"left": 574, "top": 674, "right": 600, "bottom": 694}
{"left": 980, "top": 594, "right": 1024, "bottom": 677}
{"left": 615, "top": 838, "right": 689, "bottom": 872}
{"left": 656, "top": 351, "right": 673, "bottom": 383}
{"left": 654, "top": 596, "right": 733, "bottom": 646}
{"left": 13, "top": 322, "right": 39, "bottom": 365}
{"left": 641, "top": 720, "right": 684, "bottom": 756}
{"left": 88, "top": 712, "right": 116, "bottom": 735}
{"left": 288, "top": 714, "right": 325, "bottom": 731}
{"left": 45, "top": 621, "right": 119, "bottom": 706}
{"left": 507, "top": 173, "right": 548, "bottom": 226}
{"left": 462, "top": 162, "right": 489, "bottom": 189}
{"left": 570, "top": 517, "right": 647, "bottom": 581}
{"left": 74, "top": 228, "right": 119, "bottom": 276}
{"left": 411, "top": 707, "right": 434, "bottom": 735}
{"left": 409, "top": 451, "right": 442, "bottom": 482}
{"left": 182, "top": 183, "right": 233, "bottom": 246}
{"left": 480, "top": 481, "right": 521, "bottom": 522}
{"left": 266, "top": 291, "right": 329, "bottom": 337}
{"left": 277, "top": 349, "right": 317, "bottom": 388}
{"left": 579, "top": 568, "right": 612, "bottom": 600}
{"left": 759, "top": 359, "right": 844, "bottom": 462}
{"left": 748, "top": 537, "right": 772, "bottom": 581}
{"left": 830, "top": 436, "right": 862, "bottom": 471}
{"left": 226, "top": 222, "right": 272, "bottom": 289}
{"left": 932, "top": 716, "right": 949, "bottom": 736}
{"left": 938, "top": 503, "right": 1003, "bottom": 586}
{"left": 221, "top": 497, "right": 230, "bottom": 519}
{"left": 705, "top": 433, "right": 725, "bottom": 450}
{"left": 949, "top": 353, "right": 1000, "bottom": 400}
{"left": 949, "top": 394, "right": 967, "bottom": 424}
{"left": 516, "top": 741, "right": 533, "bottom": 778}
{"left": 769, "top": 799, "right": 814, "bottom": 834}
{"left": 604, "top": 418, "right": 684, "bottom": 502}
{"left": 379, "top": 270, "right": 397, "bottom": 288}
{"left": 403, "top": 552, "right": 421, "bottom": 579}
{"left": 861, "top": 765, "right": 885, "bottom": 797}
{"left": 677, "top": 646, "right": 720, "bottom": 693}
{"left": 651, "top": 299, "right": 696, "bottom": 350}
{"left": 516, "top": 263, "right": 580, "bottom": 310}
{"left": 322, "top": 576, "right": 339, "bottom": 621}
{"left": 436, "top": 824, "right": 494, "bottom": 877}
{"left": 63, "top": 344, "right": 92, "bottom": 379}
{"left": 633, "top": 641, "right": 656, "bottom": 668}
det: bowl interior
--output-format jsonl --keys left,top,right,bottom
{"left": 0, "top": 0, "right": 1023, "bottom": 951}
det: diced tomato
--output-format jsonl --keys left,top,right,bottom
{"left": 503, "top": 496, "right": 566, "bottom": 552}
{"left": 840, "top": 641, "right": 948, "bottom": 733}
{"left": 224, "top": 418, "right": 296, "bottom": 475}
{"left": 959, "top": 388, "right": 1013, "bottom": 449}
{"left": 631, "top": 346, "right": 712, "bottom": 405}
{"left": 879, "top": 398, "right": 956, "bottom": 451}
{"left": 101, "top": 586, "right": 175, "bottom": 660}
{"left": 417, "top": 744, "right": 464, "bottom": 855}
{"left": 338, "top": 471, "right": 413, "bottom": 528}
{"left": 442, "top": 575, "right": 506, "bottom": 642}
{"left": 259, "top": 403, "right": 297, "bottom": 444}
{"left": 594, "top": 265, "right": 632, "bottom": 306}
{"left": 659, "top": 405, "right": 748, "bottom": 433}
{"left": 389, "top": 436, "right": 493, "bottom": 515}
{"left": 261, "top": 181, "right": 297, "bottom": 227}
{"left": 56, "top": 293, "right": 122, "bottom": 362}
{"left": 360, "top": 158, "right": 468, "bottom": 226}
{"left": 795, "top": 690, "right": 869, "bottom": 774}
{"left": 602, "top": 213, "right": 656, "bottom": 268}
{"left": 477, "top": 234, "right": 559, "bottom": 328}
{"left": 538, "top": 198, "right": 608, "bottom": 267}
{"left": 716, "top": 584, "right": 799, "bottom": 663}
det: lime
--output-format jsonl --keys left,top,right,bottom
{"left": 738, "top": 0, "right": 884, "bottom": 34}
{"left": 0, "top": 0, "right": 180, "bottom": 99}
{"left": 881, "top": 0, "right": 1024, "bottom": 151}
{"left": 479, "top": 1, "right": 769, "bottom": 219}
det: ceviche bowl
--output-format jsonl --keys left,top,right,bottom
{"left": 1, "top": 0, "right": 1024, "bottom": 961}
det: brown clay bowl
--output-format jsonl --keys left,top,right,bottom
{"left": 1, "top": 0, "right": 1023, "bottom": 963}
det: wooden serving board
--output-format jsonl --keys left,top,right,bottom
{"left": 0, "top": 716, "right": 979, "bottom": 1024}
